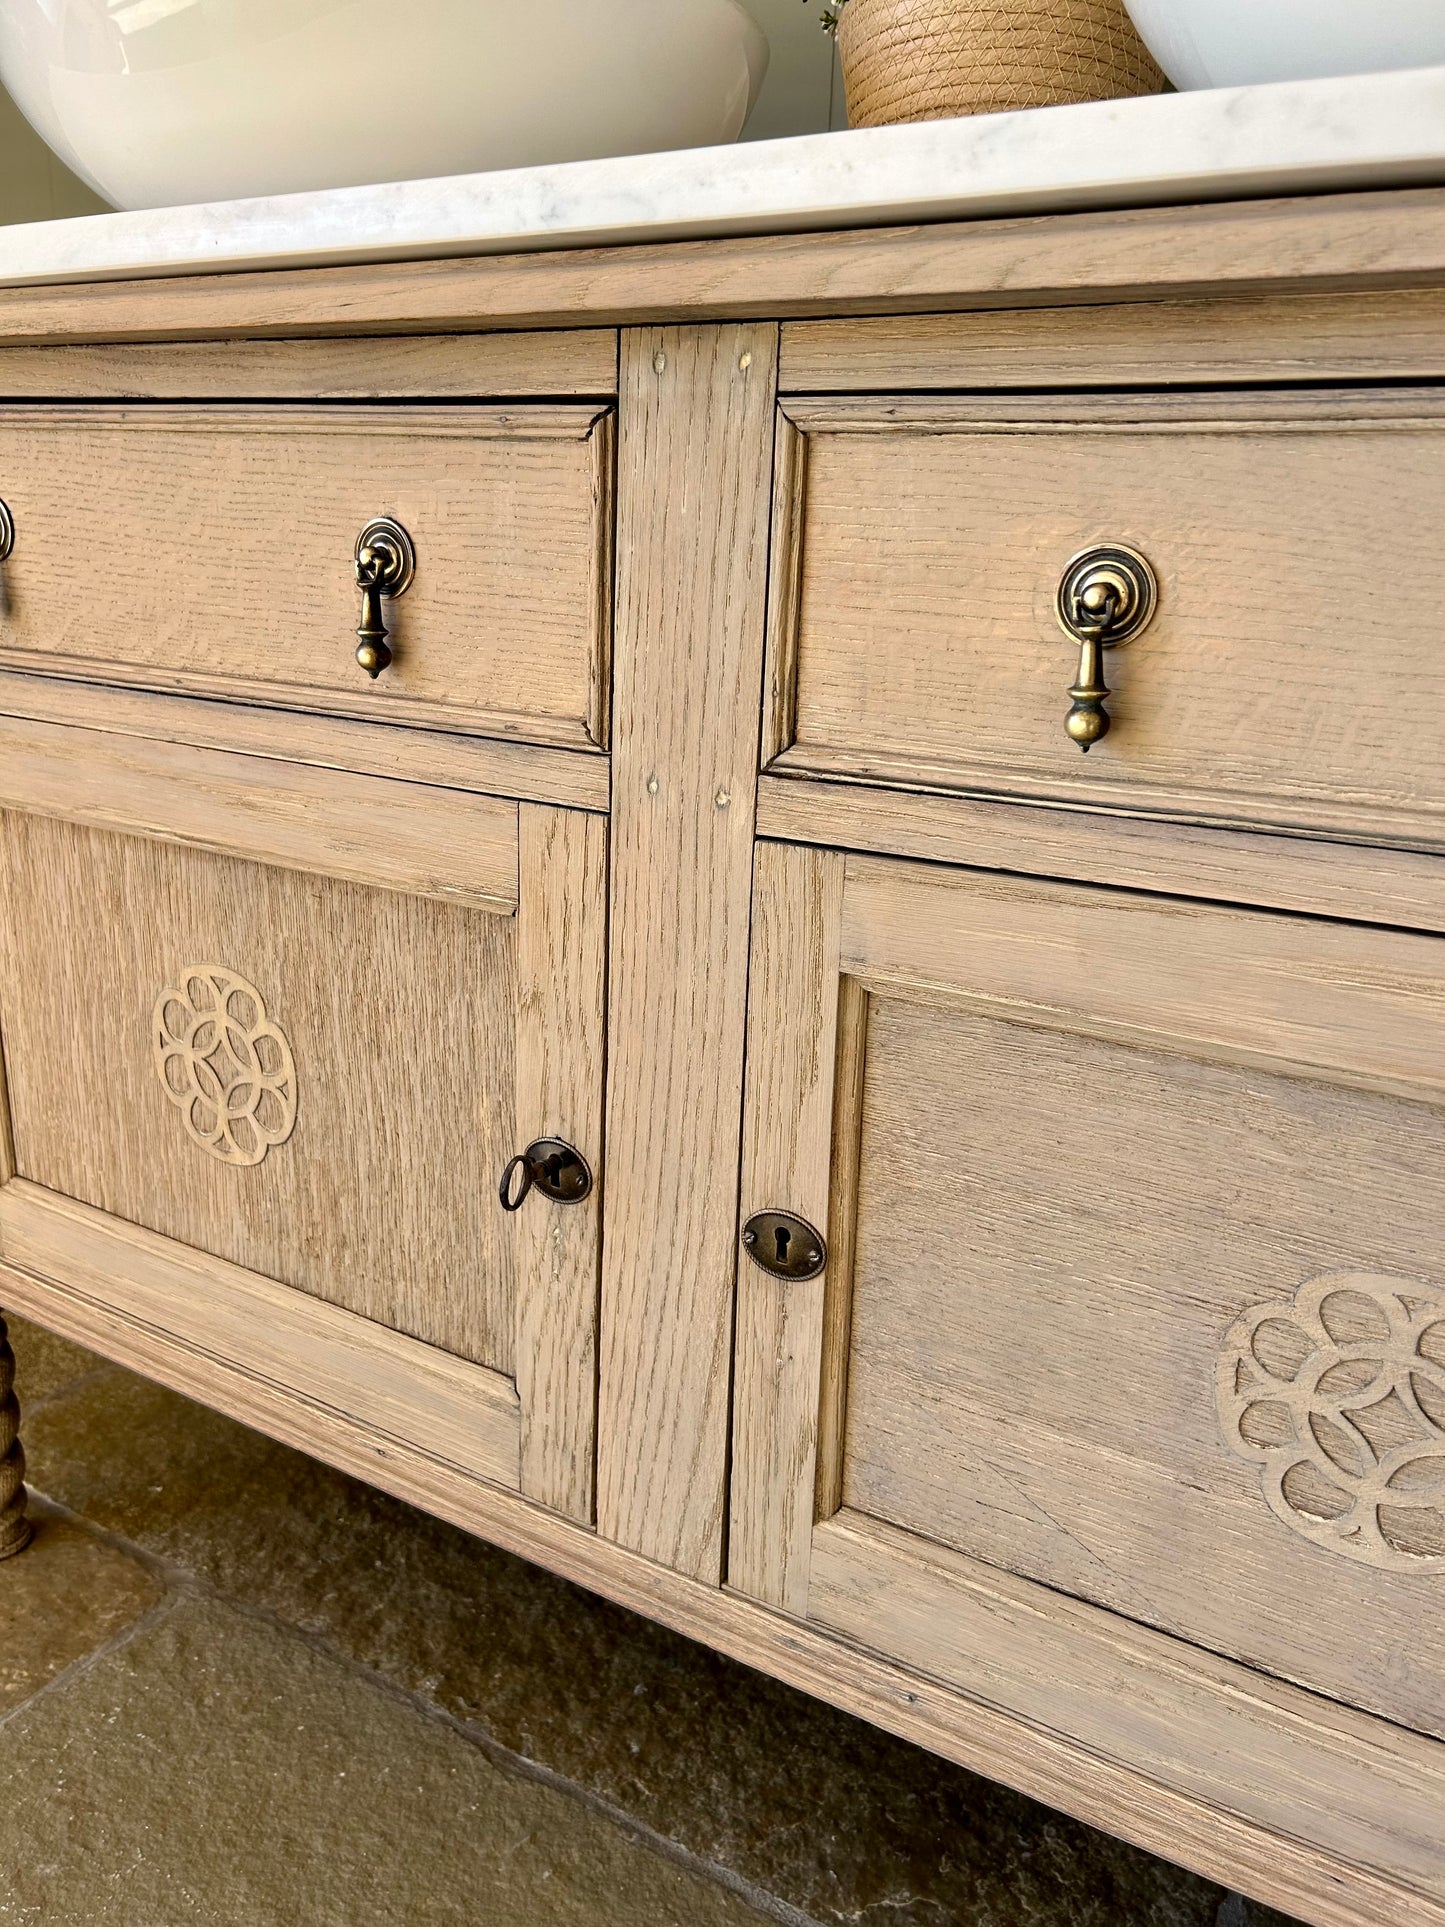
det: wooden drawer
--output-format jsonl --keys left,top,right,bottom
{"left": 0, "top": 719, "right": 607, "bottom": 1522}
{"left": 731, "top": 845, "right": 1445, "bottom": 1763}
{"left": 766, "top": 390, "right": 1445, "bottom": 846}
{"left": 0, "top": 404, "right": 614, "bottom": 751}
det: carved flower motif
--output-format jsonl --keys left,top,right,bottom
{"left": 1218, "top": 1273, "right": 1445, "bottom": 1572}
{"left": 153, "top": 965, "right": 297, "bottom": 1168}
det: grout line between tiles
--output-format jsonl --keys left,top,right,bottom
{"left": 0, "top": 1583, "right": 183, "bottom": 1735}
{"left": 18, "top": 1487, "right": 827, "bottom": 1927}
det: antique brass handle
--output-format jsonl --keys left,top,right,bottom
{"left": 0, "top": 497, "right": 14, "bottom": 564}
{"left": 353, "top": 516, "right": 416, "bottom": 679}
{"left": 1054, "top": 544, "right": 1158, "bottom": 752}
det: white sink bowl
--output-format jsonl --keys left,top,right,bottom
{"left": 1123, "top": 0, "right": 1445, "bottom": 89}
{"left": 0, "top": 0, "right": 770, "bottom": 211}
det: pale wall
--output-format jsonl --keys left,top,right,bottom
{"left": 0, "top": 0, "right": 841, "bottom": 228}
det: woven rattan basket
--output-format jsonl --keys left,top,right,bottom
{"left": 836, "top": 0, "right": 1165, "bottom": 124}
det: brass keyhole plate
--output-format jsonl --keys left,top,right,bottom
{"left": 742, "top": 1210, "right": 827, "bottom": 1282}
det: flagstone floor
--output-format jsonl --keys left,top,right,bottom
{"left": 0, "top": 1316, "right": 1293, "bottom": 1927}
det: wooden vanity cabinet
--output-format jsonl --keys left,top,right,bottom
{"left": 0, "top": 725, "right": 609, "bottom": 1520}
{"left": 6, "top": 195, "right": 1445, "bottom": 1927}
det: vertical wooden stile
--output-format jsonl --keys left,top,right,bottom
{"left": 596, "top": 324, "right": 779, "bottom": 1581}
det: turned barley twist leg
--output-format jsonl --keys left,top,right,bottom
{"left": 0, "top": 1311, "right": 32, "bottom": 1560}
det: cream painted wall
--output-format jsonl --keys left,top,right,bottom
{"left": 0, "top": 0, "right": 842, "bottom": 228}
{"left": 0, "top": 83, "right": 107, "bottom": 223}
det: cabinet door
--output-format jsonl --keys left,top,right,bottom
{"left": 0, "top": 718, "right": 606, "bottom": 1522}
{"left": 729, "top": 842, "right": 1445, "bottom": 1903}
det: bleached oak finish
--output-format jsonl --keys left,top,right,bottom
{"left": 0, "top": 713, "right": 521, "bottom": 912}
{"left": 0, "top": 672, "right": 610, "bottom": 814}
{"left": 3, "top": 188, "right": 1445, "bottom": 344}
{"left": 0, "top": 812, "right": 521, "bottom": 1367}
{"left": 755, "top": 776, "right": 1445, "bottom": 935}
{"left": 732, "top": 848, "right": 1445, "bottom": 1745}
{"left": 595, "top": 324, "right": 778, "bottom": 1582}
{"left": 4, "top": 1249, "right": 1439, "bottom": 1927}
{"left": 729, "top": 842, "right": 844, "bottom": 1612}
{"left": 768, "top": 390, "right": 1445, "bottom": 847}
{"left": 0, "top": 330, "right": 618, "bottom": 399}
{"left": 513, "top": 804, "right": 608, "bottom": 1524}
{"left": 0, "top": 403, "right": 614, "bottom": 751}
{"left": 779, "top": 288, "right": 1445, "bottom": 391}
{"left": 0, "top": 1309, "right": 30, "bottom": 1559}
{"left": 810, "top": 1513, "right": 1445, "bottom": 1911}
{"left": 0, "top": 1182, "right": 521, "bottom": 1488}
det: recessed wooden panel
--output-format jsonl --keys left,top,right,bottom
{"left": 0, "top": 403, "right": 613, "bottom": 750}
{"left": 731, "top": 846, "right": 1445, "bottom": 1752}
{"left": 0, "top": 812, "right": 517, "bottom": 1369}
{"left": 767, "top": 390, "right": 1445, "bottom": 846}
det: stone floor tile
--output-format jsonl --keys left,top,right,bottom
{"left": 4, "top": 1316, "right": 104, "bottom": 1408}
{"left": 0, "top": 1514, "right": 161, "bottom": 1714}
{"left": 0, "top": 1593, "right": 779, "bottom": 1927}
{"left": 23, "top": 1365, "right": 1256, "bottom": 1927}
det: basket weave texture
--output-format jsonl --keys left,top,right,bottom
{"left": 837, "top": 0, "right": 1166, "bottom": 125}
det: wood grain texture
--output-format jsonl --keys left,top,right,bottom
{"left": 840, "top": 853, "right": 1445, "bottom": 1097}
{"left": 769, "top": 390, "right": 1445, "bottom": 847}
{"left": 811, "top": 1512, "right": 1445, "bottom": 1912}
{"left": 4, "top": 188, "right": 1445, "bottom": 344}
{"left": 0, "top": 671, "right": 610, "bottom": 814}
{"left": 728, "top": 842, "right": 844, "bottom": 1612}
{"left": 513, "top": 804, "right": 608, "bottom": 1524}
{"left": 839, "top": 975, "right": 1445, "bottom": 1734}
{"left": 0, "top": 403, "right": 614, "bottom": 751}
{"left": 0, "top": 330, "right": 618, "bottom": 398}
{"left": 0, "top": 1181, "right": 520, "bottom": 1487}
{"left": 6, "top": 1255, "right": 1440, "bottom": 1927}
{"left": 0, "top": 712, "right": 520, "bottom": 911}
{"left": 595, "top": 324, "right": 779, "bottom": 1581}
{"left": 780, "top": 288, "right": 1445, "bottom": 391}
{"left": 0, "top": 813, "right": 519, "bottom": 1369}
{"left": 756, "top": 775, "right": 1445, "bottom": 935}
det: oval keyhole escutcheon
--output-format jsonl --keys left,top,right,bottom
{"left": 742, "top": 1210, "right": 827, "bottom": 1281}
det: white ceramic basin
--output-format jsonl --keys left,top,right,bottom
{"left": 1123, "top": 0, "right": 1445, "bottom": 89}
{"left": 0, "top": 0, "right": 770, "bottom": 211}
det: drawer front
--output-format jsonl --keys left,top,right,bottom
{"left": 730, "top": 843, "right": 1445, "bottom": 1741}
{"left": 767, "top": 390, "right": 1445, "bottom": 846}
{"left": 0, "top": 730, "right": 608, "bottom": 1521}
{"left": 0, "top": 404, "right": 613, "bottom": 750}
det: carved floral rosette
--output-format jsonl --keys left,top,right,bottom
{"left": 1218, "top": 1273, "right": 1445, "bottom": 1572}
{"left": 153, "top": 965, "right": 297, "bottom": 1168}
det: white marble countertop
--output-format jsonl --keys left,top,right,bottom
{"left": 2, "top": 64, "right": 1444, "bottom": 290}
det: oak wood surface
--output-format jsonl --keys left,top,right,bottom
{"left": 513, "top": 805, "right": 608, "bottom": 1524}
{"left": 769, "top": 390, "right": 1445, "bottom": 847}
{"left": 0, "top": 403, "right": 614, "bottom": 751}
{"left": 595, "top": 324, "right": 779, "bottom": 1581}
{"left": 780, "top": 288, "right": 1445, "bottom": 391}
{"left": 3, "top": 189, "right": 1445, "bottom": 344}
{"left": 6, "top": 1256, "right": 1439, "bottom": 1927}
{"left": 729, "top": 843, "right": 844, "bottom": 1611}
{"left": 756, "top": 775, "right": 1445, "bottom": 934}
{"left": 811, "top": 1511, "right": 1445, "bottom": 1909}
{"left": 0, "top": 1181, "right": 521, "bottom": 1487}
{"left": 0, "top": 671, "right": 611, "bottom": 814}
{"left": 0, "top": 813, "right": 519, "bottom": 1368}
{"left": 0, "top": 711, "right": 520, "bottom": 912}
{"left": 731, "top": 851, "right": 1445, "bottom": 1739}
{"left": 0, "top": 330, "right": 619, "bottom": 398}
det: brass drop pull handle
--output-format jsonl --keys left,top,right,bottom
{"left": 0, "top": 498, "right": 14, "bottom": 564}
{"left": 1054, "top": 544, "right": 1158, "bottom": 752}
{"left": 499, "top": 1138, "right": 594, "bottom": 1213}
{"left": 353, "top": 516, "right": 416, "bottom": 679}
